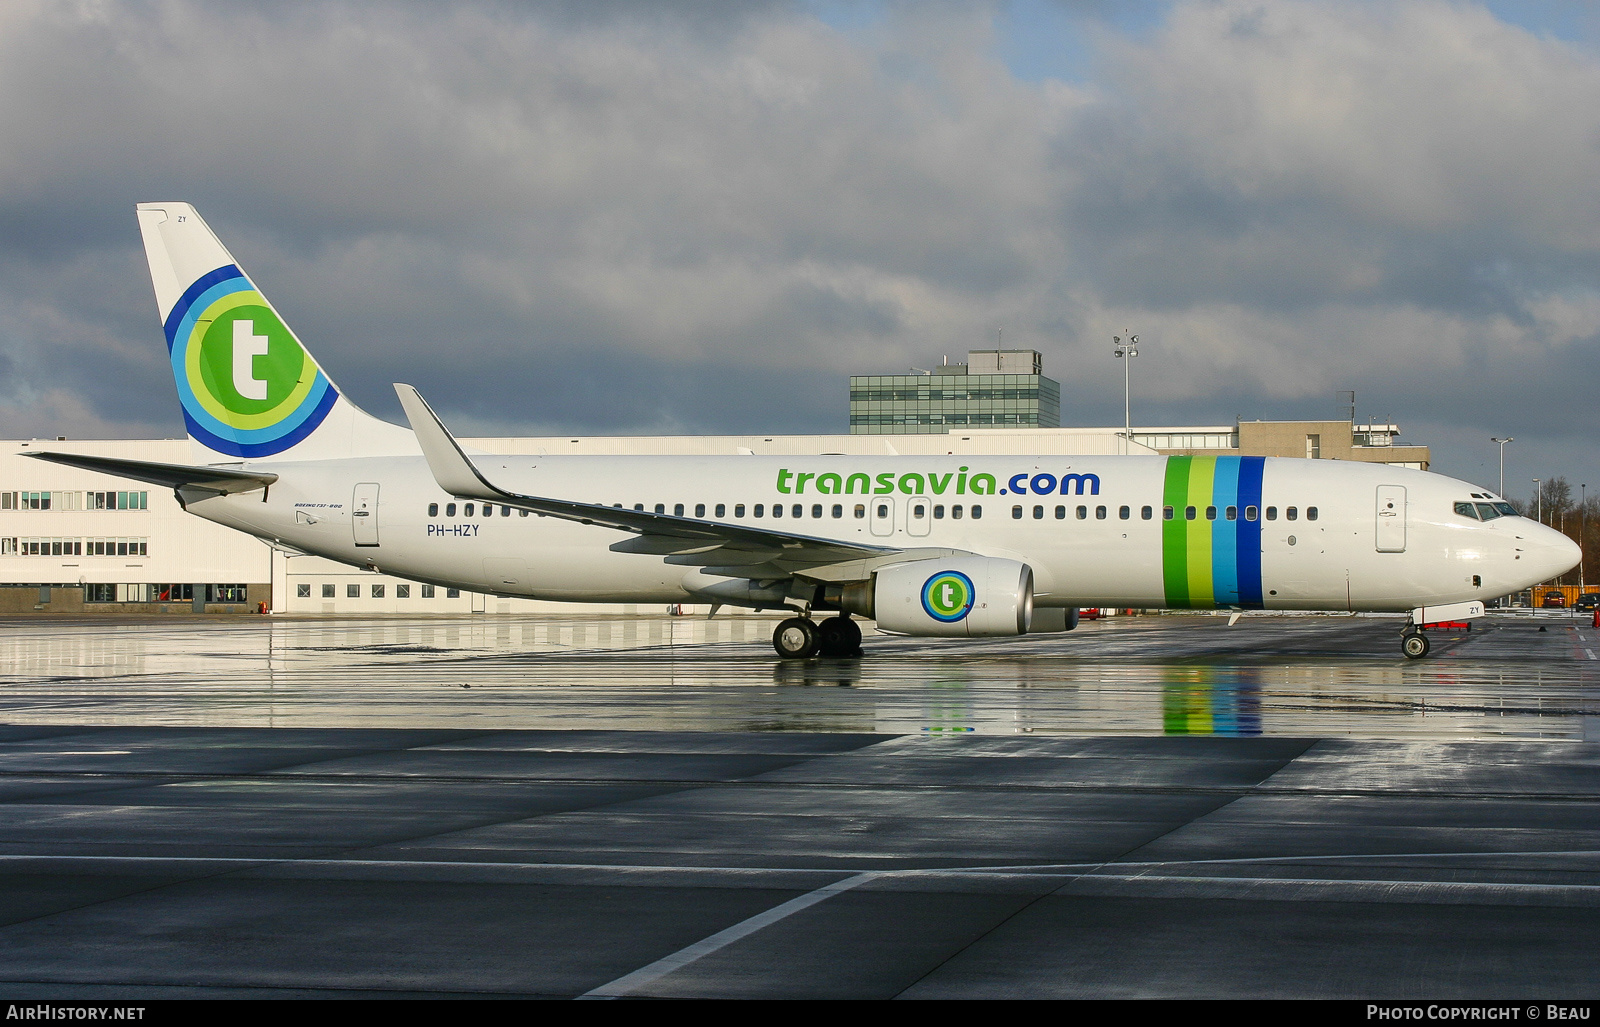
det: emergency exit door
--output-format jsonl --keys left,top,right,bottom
{"left": 353, "top": 483, "right": 380, "bottom": 547}
{"left": 1375, "top": 485, "right": 1406, "bottom": 553}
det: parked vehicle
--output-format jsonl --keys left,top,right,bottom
{"left": 1541, "top": 591, "right": 1567, "bottom": 608}
{"left": 1575, "top": 593, "right": 1600, "bottom": 611}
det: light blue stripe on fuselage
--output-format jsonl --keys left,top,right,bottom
{"left": 1211, "top": 457, "right": 1240, "bottom": 605}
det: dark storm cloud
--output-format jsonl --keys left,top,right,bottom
{"left": 1, "top": 0, "right": 1598, "bottom": 487}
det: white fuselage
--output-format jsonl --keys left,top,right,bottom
{"left": 186, "top": 453, "right": 1578, "bottom": 613}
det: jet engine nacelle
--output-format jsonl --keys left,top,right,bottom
{"left": 872, "top": 557, "right": 1034, "bottom": 637}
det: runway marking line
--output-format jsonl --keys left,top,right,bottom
{"left": 577, "top": 871, "right": 881, "bottom": 999}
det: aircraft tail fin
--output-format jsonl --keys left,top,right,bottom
{"left": 135, "top": 203, "right": 415, "bottom": 463}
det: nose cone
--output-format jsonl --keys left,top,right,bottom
{"left": 1528, "top": 523, "right": 1582, "bottom": 584}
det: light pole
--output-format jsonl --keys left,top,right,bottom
{"left": 1534, "top": 479, "right": 1541, "bottom": 525}
{"left": 1490, "top": 437, "right": 1513, "bottom": 498}
{"left": 1582, "top": 483, "right": 1588, "bottom": 599}
{"left": 1113, "top": 333, "right": 1138, "bottom": 455}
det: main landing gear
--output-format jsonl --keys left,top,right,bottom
{"left": 772, "top": 614, "right": 862, "bottom": 659}
{"left": 1400, "top": 625, "right": 1431, "bottom": 660}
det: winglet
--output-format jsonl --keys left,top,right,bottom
{"left": 394, "top": 384, "right": 500, "bottom": 500}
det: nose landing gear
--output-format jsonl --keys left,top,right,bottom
{"left": 1401, "top": 625, "right": 1430, "bottom": 659}
{"left": 772, "top": 614, "right": 861, "bottom": 659}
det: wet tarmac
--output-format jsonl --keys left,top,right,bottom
{"left": 0, "top": 613, "right": 1596, "bottom": 998}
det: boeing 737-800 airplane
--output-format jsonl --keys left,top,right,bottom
{"left": 25, "top": 204, "right": 1581, "bottom": 659}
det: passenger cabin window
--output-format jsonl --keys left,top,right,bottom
{"left": 1142, "top": 506, "right": 1153, "bottom": 520}
{"left": 1206, "top": 506, "right": 1217, "bottom": 520}
{"left": 1120, "top": 506, "right": 1130, "bottom": 520}
{"left": 715, "top": 504, "right": 725, "bottom": 517}
{"left": 854, "top": 504, "right": 866, "bottom": 518}
{"left": 815, "top": 504, "right": 825, "bottom": 518}
{"left": 463, "top": 503, "right": 474, "bottom": 516}
{"left": 1185, "top": 506, "right": 1196, "bottom": 520}
{"left": 1287, "top": 507, "right": 1298, "bottom": 521}
{"left": 951, "top": 505, "right": 963, "bottom": 519}
{"left": 1163, "top": 506, "right": 1174, "bottom": 520}
{"left": 1076, "top": 506, "right": 1087, "bottom": 519}
{"left": 483, "top": 505, "right": 493, "bottom": 518}
{"left": 1245, "top": 506, "right": 1258, "bottom": 521}
{"left": 972, "top": 505, "right": 983, "bottom": 519}
{"left": 792, "top": 504, "right": 802, "bottom": 518}
{"left": 833, "top": 504, "right": 844, "bottom": 518}
{"left": 773, "top": 504, "right": 783, "bottom": 518}
{"left": 501, "top": 505, "right": 510, "bottom": 516}
{"left": 1055, "top": 506, "right": 1066, "bottom": 519}
{"left": 1033, "top": 505, "right": 1044, "bottom": 519}
{"left": 695, "top": 504, "right": 705, "bottom": 518}
{"left": 674, "top": 504, "right": 684, "bottom": 517}
{"left": 932, "top": 505, "right": 943, "bottom": 519}
{"left": 428, "top": 503, "right": 438, "bottom": 517}
{"left": 877, "top": 503, "right": 889, "bottom": 518}
{"left": 654, "top": 504, "right": 665, "bottom": 514}
{"left": 1096, "top": 506, "right": 1107, "bottom": 519}
{"left": 1307, "top": 507, "right": 1318, "bottom": 521}
{"left": 1225, "top": 506, "right": 1237, "bottom": 521}
{"left": 735, "top": 504, "right": 745, "bottom": 517}
{"left": 754, "top": 504, "right": 764, "bottom": 517}
{"left": 446, "top": 503, "right": 456, "bottom": 517}
{"left": 1266, "top": 507, "right": 1277, "bottom": 520}
{"left": 1012, "top": 506, "right": 1023, "bottom": 519}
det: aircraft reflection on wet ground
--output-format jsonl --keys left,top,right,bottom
{"left": 0, "top": 613, "right": 1595, "bottom": 741}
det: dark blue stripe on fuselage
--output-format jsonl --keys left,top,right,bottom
{"left": 1236, "top": 456, "right": 1265, "bottom": 608}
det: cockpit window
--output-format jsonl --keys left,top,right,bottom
{"left": 1454, "top": 502, "right": 1479, "bottom": 519}
{"left": 1493, "top": 502, "right": 1516, "bottom": 517}
{"left": 1474, "top": 503, "right": 1502, "bottom": 521}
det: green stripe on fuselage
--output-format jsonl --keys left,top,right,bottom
{"left": 1184, "top": 455, "right": 1217, "bottom": 607}
{"left": 1162, "top": 457, "right": 1192, "bottom": 607}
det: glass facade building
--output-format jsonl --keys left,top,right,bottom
{"left": 848, "top": 350, "right": 1061, "bottom": 435}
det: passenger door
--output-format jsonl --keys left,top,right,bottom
{"left": 870, "top": 498, "right": 896, "bottom": 537}
{"left": 352, "top": 483, "right": 380, "bottom": 547}
{"left": 906, "top": 497, "right": 931, "bottom": 537}
{"left": 1375, "top": 485, "right": 1406, "bottom": 553}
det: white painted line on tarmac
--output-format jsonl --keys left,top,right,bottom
{"left": 578, "top": 871, "right": 881, "bottom": 999}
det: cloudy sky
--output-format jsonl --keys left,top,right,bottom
{"left": 2, "top": 0, "right": 1598, "bottom": 504}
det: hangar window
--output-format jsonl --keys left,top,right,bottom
{"left": 1245, "top": 506, "right": 1258, "bottom": 521}
{"left": 951, "top": 505, "right": 963, "bottom": 519}
{"left": 1033, "top": 505, "right": 1044, "bottom": 519}
{"left": 427, "top": 503, "right": 438, "bottom": 517}
{"left": 856, "top": 504, "right": 867, "bottom": 518}
{"left": 322, "top": 584, "right": 335, "bottom": 598}
{"left": 1266, "top": 507, "right": 1278, "bottom": 520}
{"left": 296, "top": 584, "right": 310, "bottom": 598}
{"left": 422, "top": 585, "right": 435, "bottom": 598}
{"left": 834, "top": 504, "right": 844, "bottom": 518}
{"left": 371, "top": 584, "right": 385, "bottom": 598}
{"left": 446, "top": 588, "right": 459, "bottom": 598}
{"left": 347, "top": 584, "right": 359, "bottom": 598}
{"left": 1205, "top": 506, "right": 1216, "bottom": 520}
{"left": 735, "top": 504, "right": 745, "bottom": 517}
{"left": 396, "top": 585, "right": 410, "bottom": 598}
{"left": 1012, "top": 506, "right": 1023, "bottom": 519}
{"left": 814, "top": 504, "right": 824, "bottom": 518}
{"left": 1286, "top": 507, "right": 1299, "bottom": 521}
{"left": 1096, "top": 506, "right": 1107, "bottom": 520}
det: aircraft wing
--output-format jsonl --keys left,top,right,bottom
{"left": 394, "top": 384, "right": 906, "bottom": 572}
{"left": 20, "top": 451, "right": 278, "bottom": 496}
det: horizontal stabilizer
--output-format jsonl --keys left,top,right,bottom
{"left": 21, "top": 451, "right": 278, "bottom": 496}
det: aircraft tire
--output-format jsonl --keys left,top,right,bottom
{"left": 773, "top": 617, "right": 820, "bottom": 659}
{"left": 816, "top": 616, "right": 862, "bottom": 657}
{"left": 1402, "top": 632, "right": 1430, "bottom": 659}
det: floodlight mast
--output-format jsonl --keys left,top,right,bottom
{"left": 1490, "top": 437, "right": 1513, "bottom": 498}
{"left": 1113, "top": 333, "right": 1138, "bottom": 456}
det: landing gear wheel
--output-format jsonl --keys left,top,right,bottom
{"left": 816, "top": 616, "right": 863, "bottom": 657}
{"left": 773, "top": 617, "right": 819, "bottom": 659}
{"left": 1402, "top": 631, "right": 1430, "bottom": 659}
